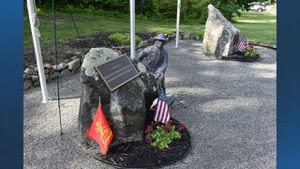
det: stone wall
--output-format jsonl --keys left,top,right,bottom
{"left": 23, "top": 52, "right": 83, "bottom": 90}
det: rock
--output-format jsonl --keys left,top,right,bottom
{"left": 31, "top": 75, "right": 39, "bottom": 82}
{"left": 167, "top": 33, "right": 176, "bottom": 40}
{"left": 119, "top": 46, "right": 129, "bottom": 54}
{"left": 44, "top": 63, "right": 52, "bottom": 69}
{"left": 24, "top": 68, "right": 35, "bottom": 75}
{"left": 183, "top": 33, "right": 191, "bottom": 40}
{"left": 171, "top": 33, "right": 176, "bottom": 39}
{"left": 24, "top": 80, "right": 32, "bottom": 90}
{"left": 45, "top": 64, "right": 54, "bottom": 74}
{"left": 27, "top": 64, "right": 36, "bottom": 69}
{"left": 179, "top": 32, "right": 184, "bottom": 40}
{"left": 53, "top": 62, "right": 67, "bottom": 71}
{"left": 44, "top": 68, "right": 50, "bottom": 74}
{"left": 63, "top": 58, "right": 71, "bottom": 64}
{"left": 33, "top": 67, "right": 39, "bottom": 74}
{"left": 52, "top": 64, "right": 59, "bottom": 71}
{"left": 23, "top": 73, "right": 31, "bottom": 80}
{"left": 67, "top": 58, "right": 81, "bottom": 71}
{"left": 203, "top": 4, "right": 240, "bottom": 59}
{"left": 79, "top": 48, "right": 157, "bottom": 147}
{"left": 33, "top": 80, "right": 40, "bottom": 86}
{"left": 59, "top": 62, "right": 68, "bottom": 70}
{"left": 71, "top": 56, "right": 78, "bottom": 60}
{"left": 49, "top": 68, "right": 54, "bottom": 74}
{"left": 189, "top": 33, "right": 197, "bottom": 40}
{"left": 114, "top": 50, "right": 122, "bottom": 56}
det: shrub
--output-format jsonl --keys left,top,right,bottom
{"left": 34, "top": 0, "right": 254, "bottom": 24}
{"left": 243, "top": 46, "right": 260, "bottom": 58}
{"left": 108, "top": 33, "right": 142, "bottom": 46}
{"left": 144, "top": 120, "right": 182, "bottom": 150}
{"left": 151, "top": 125, "right": 181, "bottom": 150}
{"left": 196, "top": 31, "right": 204, "bottom": 39}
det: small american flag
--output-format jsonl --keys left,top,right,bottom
{"left": 238, "top": 36, "right": 249, "bottom": 52}
{"left": 154, "top": 92, "right": 170, "bottom": 124}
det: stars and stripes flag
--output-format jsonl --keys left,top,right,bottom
{"left": 154, "top": 92, "right": 170, "bottom": 124}
{"left": 238, "top": 36, "right": 249, "bottom": 52}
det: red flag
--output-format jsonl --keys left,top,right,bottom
{"left": 86, "top": 104, "right": 113, "bottom": 155}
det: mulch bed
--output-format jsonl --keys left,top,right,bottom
{"left": 86, "top": 118, "right": 191, "bottom": 168}
{"left": 24, "top": 32, "right": 158, "bottom": 67}
{"left": 223, "top": 52, "right": 259, "bottom": 62}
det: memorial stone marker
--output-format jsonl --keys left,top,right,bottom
{"left": 78, "top": 37, "right": 190, "bottom": 168}
{"left": 203, "top": 4, "right": 240, "bottom": 59}
{"left": 79, "top": 48, "right": 158, "bottom": 147}
{"left": 95, "top": 55, "right": 140, "bottom": 91}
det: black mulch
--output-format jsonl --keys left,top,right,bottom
{"left": 223, "top": 52, "right": 259, "bottom": 62}
{"left": 24, "top": 32, "right": 159, "bottom": 67}
{"left": 87, "top": 118, "right": 191, "bottom": 168}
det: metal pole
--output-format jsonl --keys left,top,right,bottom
{"left": 175, "top": 0, "right": 181, "bottom": 48}
{"left": 130, "top": 0, "right": 136, "bottom": 60}
{"left": 27, "top": 0, "right": 50, "bottom": 103}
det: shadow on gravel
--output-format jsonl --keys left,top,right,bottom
{"left": 161, "top": 40, "right": 276, "bottom": 168}
{"left": 24, "top": 40, "right": 276, "bottom": 169}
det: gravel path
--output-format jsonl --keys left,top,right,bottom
{"left": 24, "top": 40, "right": 276, "bottom": 169}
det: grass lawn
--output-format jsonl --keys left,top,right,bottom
{"left": 24, "top": 9, "right": 276, "bottom": 49}
{"left": 233, "top": 11, "right": 276, "bottom": 45}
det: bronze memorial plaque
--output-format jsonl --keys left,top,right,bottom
{"left": 95, "top": 55, "right": 140, "bottom": 91}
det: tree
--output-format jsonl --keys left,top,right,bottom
{"left": 31, "top": 0, "right": 259, "bottom": 23}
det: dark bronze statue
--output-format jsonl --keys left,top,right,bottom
{"left": 136, "top": 34, "right": 168, "bottom": 94}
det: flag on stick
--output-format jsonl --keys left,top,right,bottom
{"left": 238, "top": 36, "right": 249, "bottom": 52}
{"left": 154, "top": 92, "right": 170, "bottom": 124}
{"left": 86, "top": 99, "right": 113, "bottom": 155}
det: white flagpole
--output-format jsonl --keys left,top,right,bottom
{"left": 130, "top": 0, "right": 136, "bottom": 60}
{"left": 27, "top": 0, "right": 50, "bottom": 103}
{"left": 175, "top": 0, "right": 181, "bottom": 48}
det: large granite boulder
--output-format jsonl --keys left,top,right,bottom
{"left": 203, "top": 4, "right": 240, "bottom": 59}
{"left": 79, "top": 48, "right": 157, "bottom": 147}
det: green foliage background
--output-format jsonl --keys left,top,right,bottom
{"left": 30, "top": 0, "right": 272, "bottom": 23}
{"left": 108, "top": 33, "right": 142, "bottom": 45}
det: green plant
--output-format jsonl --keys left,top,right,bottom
{"left": 108, "top": 33, "right": 142, "bottom": 46}
{"left": 243, "top": 47, "right": 260, "bottom": 58}
{"left": 196, "top": 31, "right": 204, "bottom": 39}
{"left": 150, "top": 125, "right": 181, "bottom": 150}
